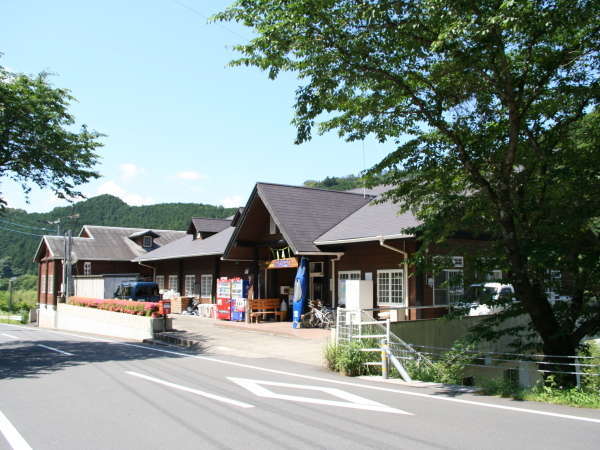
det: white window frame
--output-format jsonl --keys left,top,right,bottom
{"left": 83, "top": 261, "right": 92, "bottom": 276}
{"left": 142, "top": 236, "right": 153, "bottom": 248}
{"left": 486, "top": 270, "right": 503, "bottom": 281}
{"left": 433, "top": 269, "right": 464, "bottom": 305}
{"left": 377, "top": 269, "right": 405, "bottom": 305}
{"left": 155, "top": 275, "right": 165, "bottom": 291}
{"left": 200, "top": 274, "right": 213, "bottom": 299}
{"left": 338, "top": 270, "right": 361, "bottom": 306}
{"left": 184, "top": 274, "right": 195, "bottom": 297}
{"left": 545, "top": 270, "right": 562, "bottom": 301}
{"left": 168, "top": 275, "right": 178, "bottom": 292}
{"left": 40, "top": 274, "right": 46, "bottom": 294}
{"left": 47, "top": 275, "right": 54, "bottom": 294}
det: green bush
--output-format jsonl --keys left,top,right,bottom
{"left": 403, "top": 341, "right": 474, "bottom": 385}
{"left": 325, "top": 340, "right": 381, "bottom": 377}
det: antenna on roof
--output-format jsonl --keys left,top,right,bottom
{"left": 362, "top": 140, "right": 366, "bottom": 198}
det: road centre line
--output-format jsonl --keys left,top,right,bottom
{"left": 0, "top": 408, "right": 32, "bottom": 450}
{"left": 3, "top": 324, "right": 600, "bottom": 425}
{"left": 126, "top": 371, "right": 254, "bottom": 409}
{"left": 36, "top": 344, "right": 74, "bottom": 356}
{"left": 1, "top": 333, "right": 19, "bottom": 340}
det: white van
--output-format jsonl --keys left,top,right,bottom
{"left": 467, "top": 282, "right": 515, "bottom": 316}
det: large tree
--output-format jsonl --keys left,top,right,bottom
{"left": 216, "top": 0, "right": 600, "bottom": 372}
{"left": 0, "top": 62, "right": 103, "bottom": 208}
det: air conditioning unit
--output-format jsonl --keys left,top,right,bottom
{"left": 310, "top": 261, "right": 324, "bottom": 277}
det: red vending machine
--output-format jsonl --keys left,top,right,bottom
{"left": 216, "top": 277, "right": 232, "bottom": 320}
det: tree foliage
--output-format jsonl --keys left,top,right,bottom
{"left": 0, "top": 61, "right": 103, "bottom": 208}
{"left": 216, "top": 0, "right": 600, "bottom": 369}
{"left": 303, "top": 173, "right": 385, "bottom": 190}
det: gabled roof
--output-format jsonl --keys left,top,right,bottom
{"left": 315, "top": 186, "right": 422, "bottom": 245}
{"left": 226, "top": 182, "right": 374, "bottom": 255}
{"left": 187, "top": 217, "right": 231, "bottom": 235}
{"left": 34, "top": 225, "right": 186, "bottom": 262}
{"left": 134, "top": 226, "right": 235, "bottom": 262}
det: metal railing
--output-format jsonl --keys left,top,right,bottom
{"left": 335, "top": 308, "right": 434, "bottom": 381}
{"left": 334, "top": 307, "right": 600, "bottom": 387}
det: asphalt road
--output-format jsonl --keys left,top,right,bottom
{"left": 1, "top": 324, "right": 599, "bottom": 450}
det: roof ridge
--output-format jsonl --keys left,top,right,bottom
{"left": 191, "top": 217, "right": 231, "bottom": 221}
{"left": 256, "top": 181, "right": 376, "bottom": 197}
{"left": 84, "top": 225, "right": 184, "bottom": 232}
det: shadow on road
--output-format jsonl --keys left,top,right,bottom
{"left": 0, "top": 333, "right": 189, "bottom": 381}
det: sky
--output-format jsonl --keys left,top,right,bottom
{"left": 1, "top": 0, "right": 393, "bottom": 213}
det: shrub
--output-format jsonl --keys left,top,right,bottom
{"left": 325, "top": 340, "right": 380, "bottom": 377}
{"left": 68, "top": 297, "right": 159, "bottom": 317}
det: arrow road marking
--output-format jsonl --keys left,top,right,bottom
{"left": 36, "top": 344, "right": 74, "bottom": 356}
{"left": 126, "top": 371, "right": 254, "bottom": 409}
{"left": 228, "top": 378, "right": 412, "bottom": 415}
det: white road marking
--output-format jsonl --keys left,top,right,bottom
{"left": 126, "top": 371, "right": 254, "bottom": 409}
{"left": 36, "top": 344, "right": 74, "bottom": 356}
{"left": 0, "top": 409, "right": 32, "bottom": 450}
{"left": 1, "top": 333, "right": 19, "bottom": 340}
{"left": 5, "top": 324, "right": 600, "bottom": 425}
{"left": 229, "top": 377, "right": 411, "bottom": 415}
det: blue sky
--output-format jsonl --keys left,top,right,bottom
{"left": 1, "top": 0, "right": 392, "bottom": 212}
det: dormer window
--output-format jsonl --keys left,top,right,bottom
{"left": 142, "top": 236, "right": 153, "bottom": 248}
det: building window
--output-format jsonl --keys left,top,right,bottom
{"left": 184, "top": 275, "right": 195, "bottom": 297}
{"left": 168, "top": 275, "right": 178, "bottom": 292}
{"left": 545, "top": 270, "right": 562, "bottom": 301}
{"left": 155, "top": 275, "right": 165, "bottom": 291}
{"left": 485, "top": 270, "right": 503, "bottom": 281}
{"left": 377, "top": 269, "right": 405, "bottom": 305}
{"left": 200, "top": 274, "right": 213, "bottom": 299}
{"left": 142, "top": 236, "right": 153, "bottom": 248}
{"left": 40, "top": 275, "right": 46, "bottom": 294}
{"left": 433, "top": 269, "right": 463, "bottom": 305}
{"left": 338, "top": 270, "right": 361, "bottom": 305}
{"left": 83, "top": 262, "right": 92, "bottom": 276}
{"left": 47, "top": 275, "right": 54, "bottom": 294}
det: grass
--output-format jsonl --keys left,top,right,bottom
{"left": 325, "top": 338, "right": 600, "bottom": 409}
{"left": 478, "top": 377, "right": 600, "bottom": 409}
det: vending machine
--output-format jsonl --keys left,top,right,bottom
{"left": 230, "top": 278, "right": 249, "bottom": 322}
{"left": 216, "top": 278, "right": 232, "bottom": 320}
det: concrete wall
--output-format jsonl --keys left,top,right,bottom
{"left": 391, "top": 314, "right": 536, "bottom": 353}
{"left": 39, "top": 303, "right": 170, "bottom": 341}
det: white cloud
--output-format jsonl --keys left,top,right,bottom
{"left": 96, "top": 180, "right": 154, "bottom": 206}
{"left": 175, "top": 171, "right": 204, "bottom": 181}
{"left": 221, "top": 195, "right": 243, "bottom": 208}
{"left": 119, "top": 163, "right": 144, "bottom": 181}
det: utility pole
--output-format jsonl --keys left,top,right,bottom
{"left": 8, "top": 277, "right": 17, "bottom": 311}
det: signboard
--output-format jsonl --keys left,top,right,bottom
{"left": 267, "top": 257, "right": 299, "bottom": 270}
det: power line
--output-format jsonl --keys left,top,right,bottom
{"left": 171, "top": 0, "right": 251, "bottom": 41}
{"left": 0, "top": 218, "right": 50, "bottom": 232}
{"left": 0, "top": 225, "right": 45, "bottom": 237}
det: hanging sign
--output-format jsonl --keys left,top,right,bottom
{"left": 267, "top": 257, "right": 299, "bottom": 270}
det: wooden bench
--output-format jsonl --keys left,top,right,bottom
{"left": 248, "top": 298, "right": 285, "bottom": 323}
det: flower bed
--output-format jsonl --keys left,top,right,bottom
{"left": 68, "top": 296, "right": 160, "bottom": 317}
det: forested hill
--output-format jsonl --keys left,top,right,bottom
{"left": 0, "top": 194, "right": 237, "bottom": 276}
{"left": 303, "top": 173, "right": 386, "bottom": 191}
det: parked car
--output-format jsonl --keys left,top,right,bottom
{"left": 466, "top": 282, "right": 515, "bottom": 316}
{"left": 113, "top": 281, "right": 161, "bottom": 302}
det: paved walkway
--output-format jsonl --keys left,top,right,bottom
{"left": 160, "top": 315, "right": 331, "bottom": 367}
